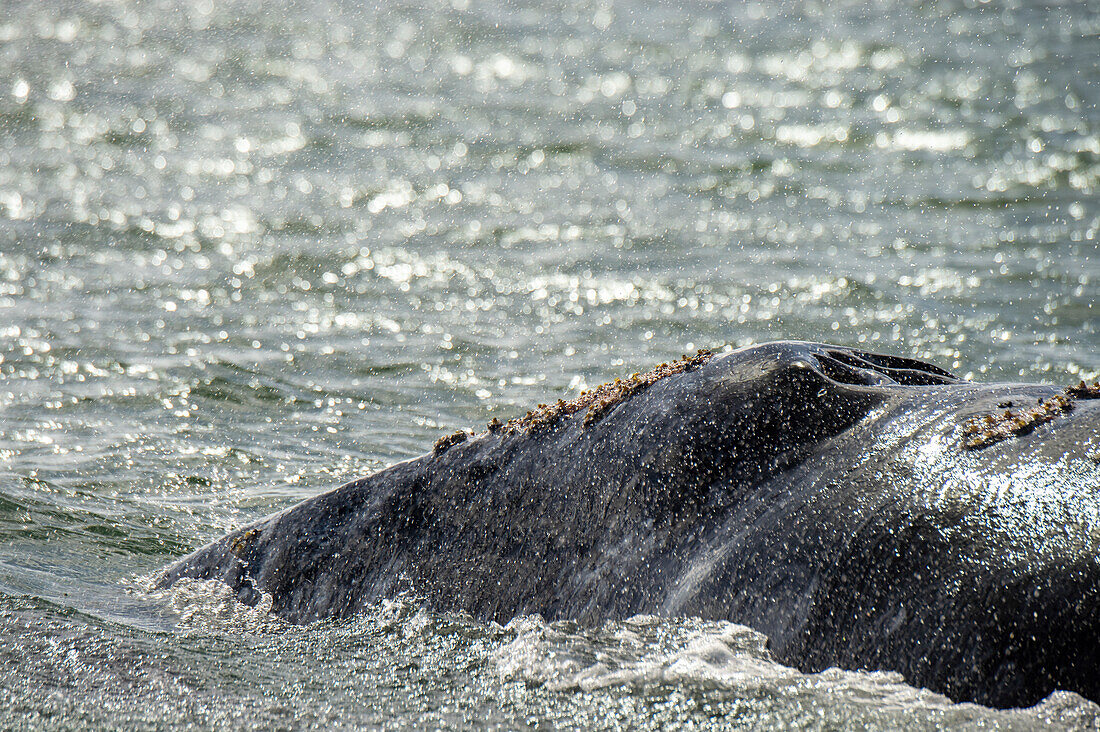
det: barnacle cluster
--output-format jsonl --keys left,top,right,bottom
{"left": 1067, "top": 380, "right": 1100, "bottom": 399}
{"left": 231, "top": 528, "right": 260, "bottom": 556}
{"left": 505, "top": 348, "right": 715, "bottom": 433}
{"left": 431, "top": 349, "right": 716, "bottom": 454}
{"left": 433, "top": 429, "right": 472, "bottom": 454}
{"left": 961, "top": 379, "right": 1099, "bottom": 450}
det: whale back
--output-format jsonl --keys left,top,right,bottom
{"left": 156, "top": 341, "right": 1100, "bottom": 707}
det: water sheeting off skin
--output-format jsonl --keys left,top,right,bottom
{"left": 158, "top": 341, "right": 1100, "bottom": 710}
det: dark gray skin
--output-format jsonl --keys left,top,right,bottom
{"left": 157, "top": 341, "right": 1100, "bottom": 708}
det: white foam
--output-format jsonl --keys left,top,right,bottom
{"left": 491, "top": 613, "right": 1100, "bottom": 725}
{"left": 140, "top": 577, "right": 283, "bottom": 634}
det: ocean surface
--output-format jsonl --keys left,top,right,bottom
{"left": 0, "top": 0, "right": 1097, "bottom": 728}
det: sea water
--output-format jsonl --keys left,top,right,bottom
{"left": 0, "top": 0, "right": 1097, "bottom": 728}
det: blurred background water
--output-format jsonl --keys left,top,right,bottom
{"left": 0, "top": 0, "right": 1097, "bottom": 728}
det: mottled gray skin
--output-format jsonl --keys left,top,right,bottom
{"left": 157, "top": 341, "right": 1100, "bottom": 708}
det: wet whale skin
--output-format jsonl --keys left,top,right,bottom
{"left": 157, "top": 341, "right": 1100, "bottom": 708}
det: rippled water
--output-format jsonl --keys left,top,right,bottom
{"left": 0, "top": 0, "right": 1097, "bottom": 728}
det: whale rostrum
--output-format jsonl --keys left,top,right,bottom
{"left": 156, "top": 341, "right": 1100, "bottom": 708}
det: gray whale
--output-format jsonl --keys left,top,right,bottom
{"left": 157, "top": 341, "right": 1100, "bottom": 708}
